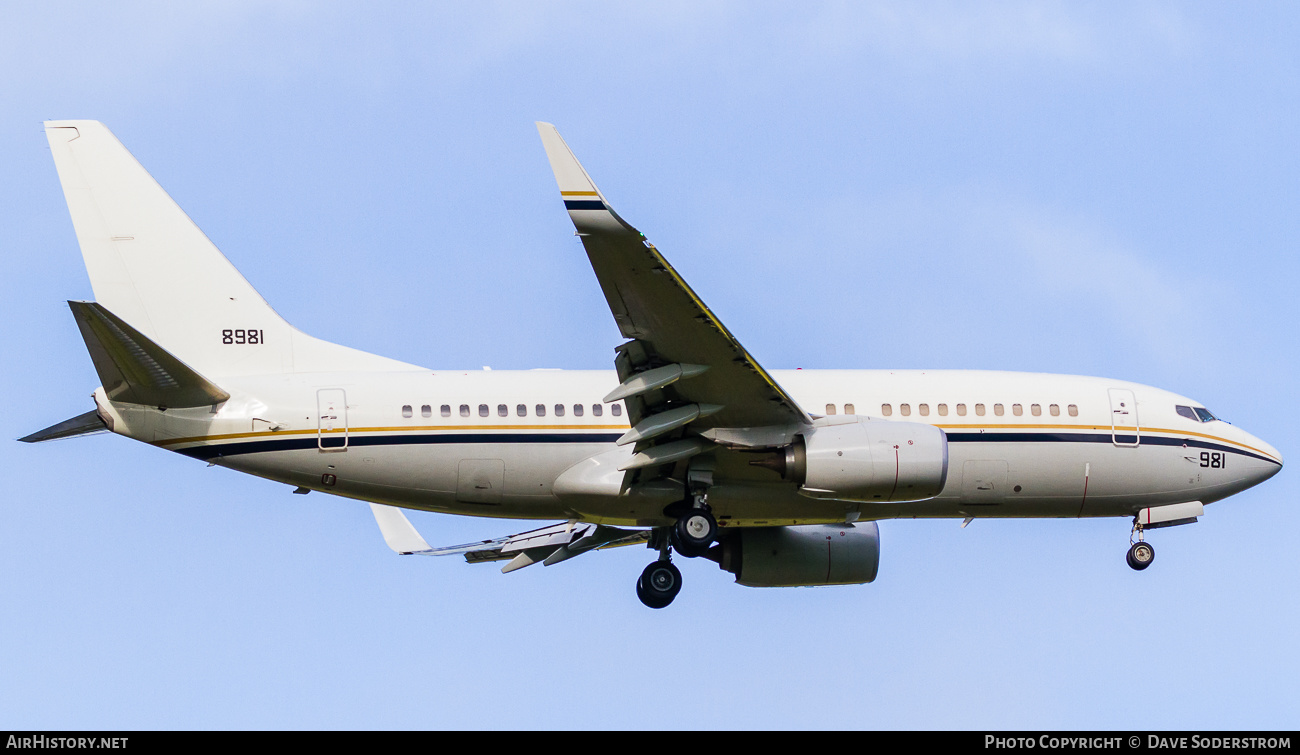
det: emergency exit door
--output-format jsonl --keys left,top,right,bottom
{"left": 317, "top": 388, "right": 348, "bottom": 450}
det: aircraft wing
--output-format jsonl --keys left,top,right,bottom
{"left": 536, "top": 124, "right": 810, "bottom": 483}
{"left": 369, "top": 504, "right": 649, "bottom": 573}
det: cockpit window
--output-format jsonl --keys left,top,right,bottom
{"left": 1177, "top": 404, "right": 1219, "bottom": 423}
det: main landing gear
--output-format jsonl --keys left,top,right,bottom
{"left": 673, "top": 506, "right": 718, "bottom": 558}
{"left": 636, "top": 559, "right": 681, "bottom": 609}
{"left": 1127, "top": 520, "right": 1156, "bottom": 571}
{"left": 635, "top": 490, "right": 719, "bottom": 609}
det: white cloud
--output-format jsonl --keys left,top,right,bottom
{"left": 1001, "top": 205, "right": 1208, "bottom": 360}
{"left": 715, "top": 183, "right": 1222, "bottom": 373}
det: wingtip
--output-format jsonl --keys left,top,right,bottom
{"left": 536, "top": 123, "right": 601, "bottom": 196}
{"left": 534, "top": 121, "right": 558, "bottom": 142}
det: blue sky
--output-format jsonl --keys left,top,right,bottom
{"left": 2, "top": 1, "right": 1297, "bottom": 729}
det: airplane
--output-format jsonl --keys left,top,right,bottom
{"left": 23, "top": 120, "right": 1283, "bottom": 609}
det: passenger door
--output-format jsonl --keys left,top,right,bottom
{"left": 1108, "top": 388, "right": 1139, "bottom": 447}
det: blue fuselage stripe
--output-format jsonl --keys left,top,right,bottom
{"left": 175, "top": 432, "right": 623, "bottom": 460}
{"left": 172, "top": 430, "right": 1278, "bottom": 465}
{"left": 945, "top": 432, "right": 1277, "bottom": 464}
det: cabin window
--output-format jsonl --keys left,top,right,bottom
{"left": 612, "top": 404, "right": 623, "bottom": 417}
{"left": 919, "top": 403, "right": 930, "bottom": 417}
{"left": 1031, "top": 404, "right": 1041, "bottom": 417}
{"left": 1068, "top": 404, "right": 1079, "bottom": 417}
{"left": 844, "top": 403, "right": 855, "bottom": 415}
{"left": 1012, "top": 403, "right": 1022, "bottom": 416}
{"left": 554, "top": 404, "right": 565, "bottom": 417}
{"left": 498, "top": 404, "right": 508, "bottom": 417}
{"left": 1049, "top": 404, "right": 1059, "bottom": 417}
{"left": 975, "top": 403, "right": 986, "bottom": 416}
{"left": 881, "top": 403, "right": 892, "bottom": 417}
{"left": 441, "top": 404, "right": 451, "bottom": 417}
{"left": 938, "top": 403, "right": 948, "bottom": 416}
{"left": 401, "top": 404, "right": 413, "bottom": 418}
{"left": 517, "top": 404, "right": 527, "bottom": 417}
{"left": 421, "top": 404, "right": 432, "bottom": 418}
{"left": 535, "top": 404, "right": 546, "bottom": 417}
{"left": 593, "top": 404, "right": 603, "bottom": 417}
{"left": 825, "top": 404, "right": 837, "bottom": 415}
{"left": 460, "top": 404, "right": 470, "bottom": 417}
{"left": 573, "top": 404, "right": 584, "bottom": 417}
{"left": 994, "top": 403, "right": 1005, "bottom": 416}
{"left": 479, "top": 404, "right": 489, "bottom": 417}
{"left": 956, "top": 403, "right": 967, "bottom": 416}
{"left": 900, "top": 403, "right": 911, "bottom": 417}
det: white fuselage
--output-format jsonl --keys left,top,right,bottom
{"left": 90, "top": 368, "right": 1283, "bottom": 528}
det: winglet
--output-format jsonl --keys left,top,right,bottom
{"left": 535, "top": 123, "right": 636, "bottom": 235}
{"left": 535, "top": 122, "right": 603, "bottom": 199}
{"left": 368, "top": 503, "right": 433, "bottom": 555}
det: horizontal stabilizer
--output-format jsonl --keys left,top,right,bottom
{"left": 18, "top": 409, "right": 107, "bottom": 443}
{"left": 69, "top": 300, "right": 230, "bottom": 408}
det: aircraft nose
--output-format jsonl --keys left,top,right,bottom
{"left": 1242, "top": 431, "right": 1283, "bottom": 486}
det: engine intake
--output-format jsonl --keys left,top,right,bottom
{"left": 712, "top": 523, "right": 880, "bottom": 587}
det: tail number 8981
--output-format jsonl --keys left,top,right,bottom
{"left": 222, "top": 329, "right": 264, "bottom": 345}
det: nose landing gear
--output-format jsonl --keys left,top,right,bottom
{"left": 1126, "top": 541, "right": 1155, "bottom": 570}
{"left": 1127, "top": 521, "right": 1155, "bottom": 571}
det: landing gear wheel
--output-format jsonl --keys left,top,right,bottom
{"left": 1126, "top": 541, "right": 1155, "bottom": 571}
{"left": 672, "top": 509, "right": 718, "bottom": 558}
{"left": 636, "top": 560, "right": 682, "bottom": 609}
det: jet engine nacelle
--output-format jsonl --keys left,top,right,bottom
{"left": 713, "top": 523, "right": 880, "bottom": 587}
{"left": 772, "top": 417, "right": 949, "bottom": 502}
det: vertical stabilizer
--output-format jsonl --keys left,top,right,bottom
{"left": 44, "top": 121, "right": 417, "bottom": 377}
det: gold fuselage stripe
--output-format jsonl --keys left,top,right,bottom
{"left": 151, "top": 420, "right": 1277, "bottom": 463}
{"left": 935, "top": 423, "right": 1277, "bottom": 461}
{"left": 154, "top": 424, "right": 628, "bottom": 447}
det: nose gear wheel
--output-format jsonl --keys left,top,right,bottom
{"left": 1126, "top": 519, "right": 1155, "bottom": 571}
{"left": 1126, "top": 541, "right": 1155, "bottom": 570}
